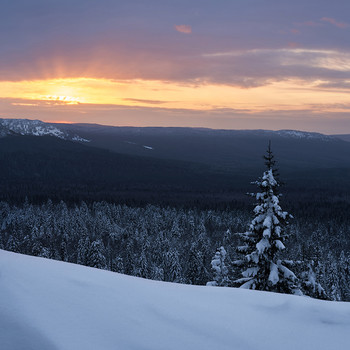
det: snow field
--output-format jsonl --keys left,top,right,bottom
{"left": 1, "top": 249, "right": 350, "bottom": 350}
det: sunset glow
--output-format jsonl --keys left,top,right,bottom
{"left": 1, "top": 1, "right": 349, "bottom": 133}
{"left": 1, "top": 78, "right": 350, "bottom": 113}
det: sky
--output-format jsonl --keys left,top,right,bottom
{"left": 1, "top": 0, "right": 350, "bottom": 133}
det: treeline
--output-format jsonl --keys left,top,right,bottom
{"left": 1, "top": 199, "right": 349, "bottom": 301}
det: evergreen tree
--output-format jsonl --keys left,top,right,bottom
{"left": 136, "top": 250, "right": 150, "bottom": 279}
{"left": 186, "top": 245, "right": 208, "bottom": 285}
{"left": 87, "top": 239, "right": 107, "bottom": 269}
{"left": 338, "top": 251, "right": 350, "bottom": 301}
{"left": 123, "top": 241, "right": 135, "bottom": 276}
{"left": 77, "top": 236, "right": 90, "bottom": 265}
{"left": 325, "top": 255, "right": 341, "bottom": 301}
{"left": 300, "top": 260, "right": 328, "bottom": 300}
{"left": 207, "top": 246, "right": 229, "bottom": 287}
{"left": 111, "top": 256, "right": 124, "bottom": 273}
{"left": 6, "top": 234, "right": 20, "bottom": 253}
{"left": 234, "top": 144, "right": 300, "bottom": 295}
{"left": 163, "top": 250, "right": 182, "bottom": 283}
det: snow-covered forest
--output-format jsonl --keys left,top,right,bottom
{"left": 1, "top": 198, "right": 349, "bottom": 301}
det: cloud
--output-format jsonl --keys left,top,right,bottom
{"left": 296, "top": 17, "right": 349, "bottom": 30}
{"left": 295, "top": 21, "right": 321, "bottom": 28}
{"left": 174, "top": 25, "right": 192, "bottom": 34}
{"left": 321, "top": 17, "right": 349, "bottom": 28}
{"left": 316, "top": 80, "right": 350, "bottom": 90}
{"left": 307, "top": 101, "right": 350, "bottom": 110}
{"left": 123, "top": 98, "right": 172, "bottom": 105}
{"left": 1, "top": 44, "right": 350, "bottom": 90}
{"left": 287, "top": 42, "right": 299, "bottom": 48}
{"left": 202, "top": 47, "right": 350, "bottom": 86}
{"left": 1, "top": 1, "right": 350, "bottom": 90}
{"left": 11, "top": 102, "right": 39, "bottom": 107}
{"left": 1, "top": 97, "right": 350, "bottom": 134}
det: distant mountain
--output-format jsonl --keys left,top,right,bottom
{"left": 275, "top": 129, "right": 335, "bottom": 141}
{"left": 334, "top": 134, "right": 350, "bottom": 142}
{"left": 0, "top": 134, "right": 245, "bottom": 205}
{"left": 0, "top": 118, "right": 89, "bottom": 142}
{"left": 1, "top": 119, "right": 350, "bottom": 206}
{"left": 57, "top": 123, "right": 350, "bottom": 173}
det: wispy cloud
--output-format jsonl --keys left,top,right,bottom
{"left": 1, "top": 97, "right": 349, "bottom": 134}
{"left": 296, "top": 17, "right": 349, "bottom": 29}
{"left": 201, "top": 48, "right": 350, "bottom": 87}
{"left": 295, "top": 20, "right": 321, "bottom": 28}
{"left": 316, "top": 80, "right": 350, "bottom": 90}
{"left": 174, "top": 25, "right": 192, "bottom": 34}
{"left": 321, "top": 17, "right": 349, "bottom": 29}
{"left": 123, "top": 98, "right": 172, "bottom": 105}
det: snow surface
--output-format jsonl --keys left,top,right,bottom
{"left": 276, "top": 130, "right": 334, "bottom": 141}
{"left": 0, "top": 118, "right": 89, "bottom": 142}
{"left": 1, "top": 249, "right": 350, "bottom": 350}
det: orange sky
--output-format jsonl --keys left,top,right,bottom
{"left": 1, "top": 76, "right": 350, "bottom": 110}
{"left": 1, "top": 77, "right": 350, "bottom": 128}
{"left": 1, "top": 1, "right": 350, "bottom": 133}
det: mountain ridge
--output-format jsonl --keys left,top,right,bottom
{"left": 0, "top": 118, "right": 89, "bottom": 142}
{"left": 1, "top": 117, "right": 342, "bottom": 141}
{"left": 1, "top": 118, "right": 349, "bottom": 206}
{"left": 55, "top": 121, "right": 350, "bottom": 172}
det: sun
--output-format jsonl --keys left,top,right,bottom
{"left": 41, "top": 95, "right": 81, "bottom": 105}
{"left": 39, "top": 83, "right": 84, "bottom": 104}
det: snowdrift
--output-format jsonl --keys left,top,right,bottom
{"left": 1, "top": 249, "right": 349, "bottom": 350}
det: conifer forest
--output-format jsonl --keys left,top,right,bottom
{"left": 2, "top": 181, "right": 349, "bottom": 301}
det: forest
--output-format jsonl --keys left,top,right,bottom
{"left": 1, "top": 196, "right": 349, "bottom": 301}
{"left": 1, "top": 132, "right": 349, "bottom": 301}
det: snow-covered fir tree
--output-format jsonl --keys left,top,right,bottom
{"left": 338, "top": 251, "right": 350, "bottom": 301}
{"left": 186, "top": 245, "right": 208, "bottom": 285}
{"left": 234, "top": 143, "right": 300, "bottom": 295}
{"left": 300, "top": 261, "right": 328, "bottom": 300}
{"left": 87, "top": 239, "right": 107, "bottom": 270}
{"left": 207, "top": 246, "right": 229, "bottom": 287}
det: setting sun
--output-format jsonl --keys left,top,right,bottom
{"left": 40, "top": 95, "right": 81, "bottom": 105}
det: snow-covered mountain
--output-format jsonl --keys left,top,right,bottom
{"left": 56, "top": 123, "right": 349, "bottom": 174}
{"left": 275, "top": 129, "right": 335, "bottom": 141}
{"left": 0, "top": 118, "right": 89, "bottom": 142}
{"left": 1, "top": 249, "right": 349, "bottom": 350}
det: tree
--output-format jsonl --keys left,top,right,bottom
{"left": 234, "top": 143, "right": 300, "bottom": 295}
{"left": 136, "top": 249, "right": 150, "bottom": 279}
{"left": 77, "top": 236, "right": 90, "bottom": 265}
{"left": 163, "top": 249, "right": 182, "bottom": 283}
{"left": 300, "top": 260, "right": 328, "bottom": 300}
{"left": 87, "top": 239, "right": 107, "bottom": 269}
{"left": 338, "top": 251, "right": 350, "bottom": 301}
{"left": 207, "top": 246, "right": 229, "bottom": 287}
{"left": 186, "top": 245, "right": 208, "bottom": 285}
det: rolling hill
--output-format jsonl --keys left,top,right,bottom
{"left": 1, "top": 118, "right": 350, "bottom": 206}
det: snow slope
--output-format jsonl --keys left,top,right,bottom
{"left": 0, "top": 118, "right": 89, "bottom": 142}
{"left": 275, "top": 130, "right": 335, "bottom": 141}
{"left": 1, "top": 250, "right": 349, "bottom": 350}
